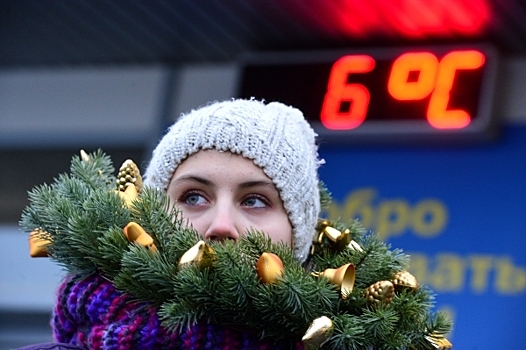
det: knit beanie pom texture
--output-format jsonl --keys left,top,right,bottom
{"left": 144, "top": 99, "right": 322, "bottom": 262}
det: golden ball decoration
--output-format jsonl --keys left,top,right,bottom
{"left": 117, "top": 159, "right": 143, "bottom": 192}
{"left": 392, "top": 270, "right": 419, "bottom": 291}
{"left": 364, "top": 280, "right": 395, "bottom": 305}
{"left": 256, "top": 252, "right": 284, "bottom": 284}
{"left": 302, "top": 315, "right": 334, "bottom": 350}
{"left": 178, "top": 240, "right": 216, "bottom": 269}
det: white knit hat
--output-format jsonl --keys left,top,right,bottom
{"left": 143, "top": 99, "right": 321, "bottom": 262}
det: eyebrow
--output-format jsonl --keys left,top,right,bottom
{"left": 170, "top": 175, "right": 275, "bottom": 190}
{"left": 238, "top": 180, "right": 275, "bottom": 190}
{"left": 171, "top": 175, "right": 212, "bottom": 187}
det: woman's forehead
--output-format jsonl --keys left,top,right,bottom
{"left": 173, "top": 149, "right": 272, "bottom": 183}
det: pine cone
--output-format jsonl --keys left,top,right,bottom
{"left": 117, "top": 159, "right": 143, "bottom": 192}
{"left": 364, "top": 280, "right": 395, "bottom": 304}
{"left": 392, "top": 270, "right": 418, "bottom": 291}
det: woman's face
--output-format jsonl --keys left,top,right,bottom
{"left": 167, "top": 149, "right": 293, "bottom": 246}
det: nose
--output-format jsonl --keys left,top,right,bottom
{"left": 203, "top": 205, "right": 240, "bottom": 242}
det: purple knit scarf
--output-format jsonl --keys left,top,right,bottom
{"left": 52, "top": 274, "right": 304, "bottom": 350}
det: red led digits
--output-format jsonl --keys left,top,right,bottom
{"left": 321, "top": 50, "right": 486, "bottom": 131}
{"left": 320, "top": 55, "right": 375, "bottom": 130}
{"left": 388, "top": 52, "right": 439, "bottom": 100}
{"left": 388, "top": 50, "right": 485, "bottom": 129}
{"left": 427, "top": 50, "right": 485, "bottom": 129}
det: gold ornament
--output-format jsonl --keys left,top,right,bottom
{"left": 348, "top": 239, "right": 363, "bottom": 252}
{"left": 364, "top": 280, "right": 395, "bottom": 304}
{"left": 425, "top": 333, "right": 453, "bottom": 349}
{"left": 312, "top": 263, "right": 356, "bottom": 299}
{"left": 256, "top": 252, "right": 284, "bottom": 284}
{"left": 80, "top": 149, "right": 91, "bottom": 162}
{"left": 302, "top": 316, "right": 334, "bottom": 350}
{"left": 116, "top": 183, "right": 139, "bottom": 208}
{"left": 392, "top": 270, "right": 419, "bottom": 291}
{"left": 315, "top": 219, "right": 363, "bottom": 252}
{"left": 117, "top": 159, "right": 143, "bottom": 192}
{"left": 316, "top": 220, "right": 351, "bottom": 250}
{"left": 178, "top": 240, "right": 216, "bottom": 269}
{"left": 123, "top": 222, "right": 157, "bottom": 252}
{"left": 28, "top": 228, "right": 51, "bottom": 258}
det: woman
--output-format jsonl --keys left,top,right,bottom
{"left": 20, "top": 99, "right": 452, "bottom": 349}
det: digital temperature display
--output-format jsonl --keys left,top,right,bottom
{"left": 238, "top": 45, "right": 499, "bottom": 144}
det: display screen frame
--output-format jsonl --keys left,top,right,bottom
{"left": 236, "top": 44, "right": 500, "bottom": 145}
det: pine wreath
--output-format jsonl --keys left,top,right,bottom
{"left": 21, "top": 150, "right": 453, "bottom": 350}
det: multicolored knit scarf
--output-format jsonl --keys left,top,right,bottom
{"left": 53, "top": 273, "right": 303, "bottom": 349}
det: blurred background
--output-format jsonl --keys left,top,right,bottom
{"left": 1, "top": 0, "right": 525, "bottom": 348}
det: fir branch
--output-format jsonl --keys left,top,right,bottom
{"left": 390, "top": 288, "right": 435, "bottom": 330}
{"left": 113, "top": 244, "right": 176, "bottom": 305}
{"left": 20, "top": 183, "right": 57, "bottom": 232}
{"left": 159, "top": 299, "right": 200, "bottom": 333}
{"left": 209, "top": 239, "right": 260, "bottom": 318}
{"left": 160, "top": 266, "right": 220, "bottom": 333}
{"left": 361, "top": 306, "right": 400, "bottom": 342}
{"left": 53, "top": 190, "right": 130, "bottom": 276}
{"left": 131, "top": 187, "right": 200, "bottom": 257}
{"left": 407, "top": 310, "right": 453, "bottom": 350}
{"left": 350, "top": 234, "right": 407, "bottom": 289}
{"left": 425, "top": 310, "right": 453, "bottom": 337}
{"left": 19, "top": 150, "right": 453, "bottom": 349}
{"left": 319, "top": 180, "right": 332, "bottom": 211}
{"left": 327, "top": 313, "right": 367, "bottom": 350}
{"left": 254, "top": 267, "right": 339, "bottom": 336}
{"left": 96, "top": 226, "right": 130, "bottom": 279}
{"left": 69, "top": 149, "right": 115, "bottom": 189}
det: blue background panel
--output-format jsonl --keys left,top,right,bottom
{"left": 318, "top": 126, "right": 526, "bottom": 349}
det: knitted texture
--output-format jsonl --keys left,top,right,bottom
{"left": 144, "top": 99, "right": 322, "bottom": 262}
{"left": 52, "top": 274, "right": 303, "bottom": 350}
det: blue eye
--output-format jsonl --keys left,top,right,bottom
{"left": 242, "top": 196, "right": 268, "bottom": 208}
{"left": 182, "top": 192, "right": 207, "bottom": 205}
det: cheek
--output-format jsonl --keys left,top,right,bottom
{"left": 265, "top": 216, "right": 293, "bottom": 247}
{"left": 167, "top": 200, "right": 207, "bottom": 236}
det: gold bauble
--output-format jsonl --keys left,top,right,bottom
{"left": 313, "top": 263, "right": 356, "bottom": 299}
{"left": 364, "top": 280, "right": 395, "bottom": 304}
{"left": 178, "top": 240, "right": 216, "bottom": 269}
{"left": 256, "top": 252, "right": 284, "bottom": 284}
{"left": 302, "top": 316, "right": 334, "bottom": 350}
{"left": 116, "top": 159, "right": 143, "bottom": 192}
{"left": 392, "top": 270, "right": 419, "bottom": 291}
{"left": 425, "top": 333, "right": 453, "bottom": 349}
{"left": 28, "top": 228, "right": 51, "bottom": 258}
{"left": 316, "top": 220, "right": 351, "bottom": 251}
{"left": 123, "top": 222, "right": 157, "bottom": 252}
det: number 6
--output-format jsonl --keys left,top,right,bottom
{"left": 321, "top": 55, "right": 375, "bottom": 130}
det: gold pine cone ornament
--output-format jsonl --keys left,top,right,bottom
{"left": 365, "top": 280, "right": 395, "bottom": 304}
{"left": 392, "top": 270, "right": 419, "bottom": 291}
{"left": 117, "top": 159, "right": 143, "bottom": 192}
